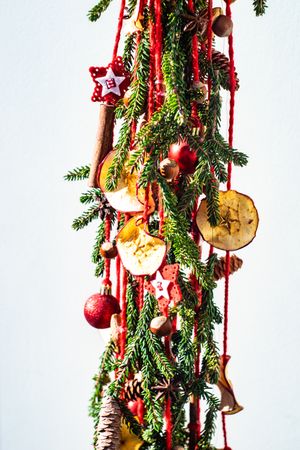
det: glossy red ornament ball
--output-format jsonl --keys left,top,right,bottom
{"left": 84, "top": 293, "right": 120, "bottom": 329}
{"left": 168, "top": 141, "right": 197, "bottom": 174}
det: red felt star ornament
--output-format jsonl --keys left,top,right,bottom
{"left": 89, "top": 57, "right": 130, "bottom": 105}
{"left": 144, "top": 264, "right": 182, "bottom": 312}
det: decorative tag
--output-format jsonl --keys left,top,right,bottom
{"left": 90, "top": 57, "right": 130, "bottom": 105}
{"left": 144, "top": 264, "right": 182, "bottom": 312}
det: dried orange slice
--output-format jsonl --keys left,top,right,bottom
{"left": 196, "top": 190, "right": 258, "bottom": 251}
{"left": 116, "top": 217, "right": 166, "bottom": 276}
{"left": 99, "top": 151, "right": 154, "bottom": 214}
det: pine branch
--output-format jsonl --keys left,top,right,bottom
{"left": 253, "top": 0, "right": 267, "bottom": 16}
{"left": 87, "top": 0, "right": 114, "bottom": 21}
{"left": 80, "top": 188, "right": 102, "bottom": 205}
{"left": 72, "top": 204, "right": 100, "bottom": 230}
{"left": 64, "top": 165, "right": 90, "bottom": 181}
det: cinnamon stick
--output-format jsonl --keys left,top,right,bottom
{"left": 88, "top": 104, "right": 115, "bottom": 187}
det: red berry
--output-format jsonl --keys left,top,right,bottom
{"left": 168, "top": 141, "right": 197, "bottom": 174}
{"left": 84, "top": 293, "right": 120, "bottom": 329}
{"left": 128, "top": 401, "right": 138, "bottom": 415}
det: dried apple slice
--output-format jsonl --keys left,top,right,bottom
{"left": 116, "top": 217, "right": 166, "bottom": 276}
{"left": 196, "top": 190, "right": 259, "bottom": 251}
{"left": 218, "top": 355, "right": 243, "bottom": 415}
{"left": 99, "top": 151, "right": 154, "bottom": 214}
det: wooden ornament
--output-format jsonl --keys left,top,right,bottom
{"left": 100, "top": 241, "right": 118, "bottom": 259}
{"left": 88, "top": 104, "right": 115, "bottom": 188}
{"left": 196, "top": 190, "right": 259, "bottom": 251}
{"left": 159, "top": 158, "right": 180, "bottom": 181}
{"left": 116, "top": 217, "right": 166, "bottom": 276}
{"left": 217, "top": 355, "right": 243, "bottom": 415}
{"left": 150, "top": 316, "right": 172, "bottom": 337}
{"left": 212, "top": 15, "right": 233, "bottom": 38}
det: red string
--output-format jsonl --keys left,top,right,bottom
{"left": 112, "top": 0, "right": 126, "bottom": 60}
{"left": 222, "top": 412, "right": 228, "bottom": 448}
{"left": 120, "top": 265, "right": 127, "bottom": 359}
{"left": 116, "top": 212, "right": 121, "bottom": 301}
{"left": 148, "top": 0, "right": 155, "bottom": 116}
{"left": 165, "top": 396, "right": 172, "bottom": 449}
{"left": 102, "top": 215, "right": 112, "bottom": 285}
{"left": 222, "top": 2, "right": 236, "bottom": 447}
{"left": 225, "top": 0, "right": 236, "bottom": 189}
{"left": 154, "top": 0, "right": 163, "bottom": 107}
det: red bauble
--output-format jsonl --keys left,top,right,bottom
{"left": 84, "top": 293, "right": 120, "bottom": 329}
{"left": 168, "top": 141, "right": 197, "bottom": 174}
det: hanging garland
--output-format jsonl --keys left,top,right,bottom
{"left": 65, "top": 0, "right": 267, "bottom": 448}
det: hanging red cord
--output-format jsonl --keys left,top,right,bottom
{"left": 102, "top": 215, "right": 112, "bottom": 286}
{"left": 120, "top": 214, "right": 130, "bottom": 360}
{"left": 222, "top": 1, "right": 236, "bottom": 447}
{"left": 112, "top": 0, "right": 127, "bottom": 60}
{"left": 116, "top": 212, "right": 121, "bottom": 301}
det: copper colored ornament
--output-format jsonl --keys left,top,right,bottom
{"left": 100, "top": 241, "right": 118, "bottom": 259}
{"left": 150, "top": 316, "right": 172, "bottom": 337}
{"left": 168, "top": 141, "right": 197, "bottom": 174}
{"left": 212, "top": 15, "right": 233, "bottom": 37}
{"left": 196, "top": 190, "right": 259, "bottom": 251}
{"left": 159, "top": 158, "right": 179, "bottom": 181}
{"left": 217, "top": 355, "right": 243, "bottom": 415}
{"left": 116, "top": 217, "right": 166, "bottom": 276}
{"left": 99, "top": 150, "right": 155, "bottom": 214}
{"left": 84, "top": 291, "right": 120, "bottom": 329}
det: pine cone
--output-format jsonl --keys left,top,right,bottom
{"left": 97, "top": 396, "right": 121, "bottom": 450}
{"left": 213, "top": 254, "right": 243, "bottom": 281}
{"left": 212, "top": 49, "right": 240, "bottom": 90}
{"left": 124, "top": 377, "right": 143, "bottom": 402}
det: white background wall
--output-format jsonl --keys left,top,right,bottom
{"left": 1, "top": 0, "right": 299, "bottom": 449}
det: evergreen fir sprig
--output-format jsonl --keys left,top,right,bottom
{"left": 197, "top": 392, "right": 220, "bottom": 449}
{"left": 89, "top": 339, "right": 117, "bottom": 420}
{"left": 105, "top": 30, "right": 150, "bottom": 191}
{"left": 72, "top": 204, "right": 100, "bottom": 231}
{"left": 80, "top": 188, "right": 102, "bottom": 205}
{"left": 253, "top": 0, "right": 268, "bottom": 16}
{"left": 64, "top": 165, "right": 90, "bottom": 181}
{"left": 92, "top": 221, "right": 106, "bottom": 277}
{"left": 119, "top": 400, "right": 143, "bottom": 437}
{"left": 87, "top": 0, "right": 114, "bottom": 21}
{"left": 123, "top": 32, "right": 137, "bottom": 73}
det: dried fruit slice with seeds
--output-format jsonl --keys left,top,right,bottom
{"left": 116, "top": 216, "right": 166, "bottom": 276}
{"left": 196, "top": 190, "right": 259, "bottom": 251}
{"left": 99, "top": 151, "right": 154, "bottom": 214}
